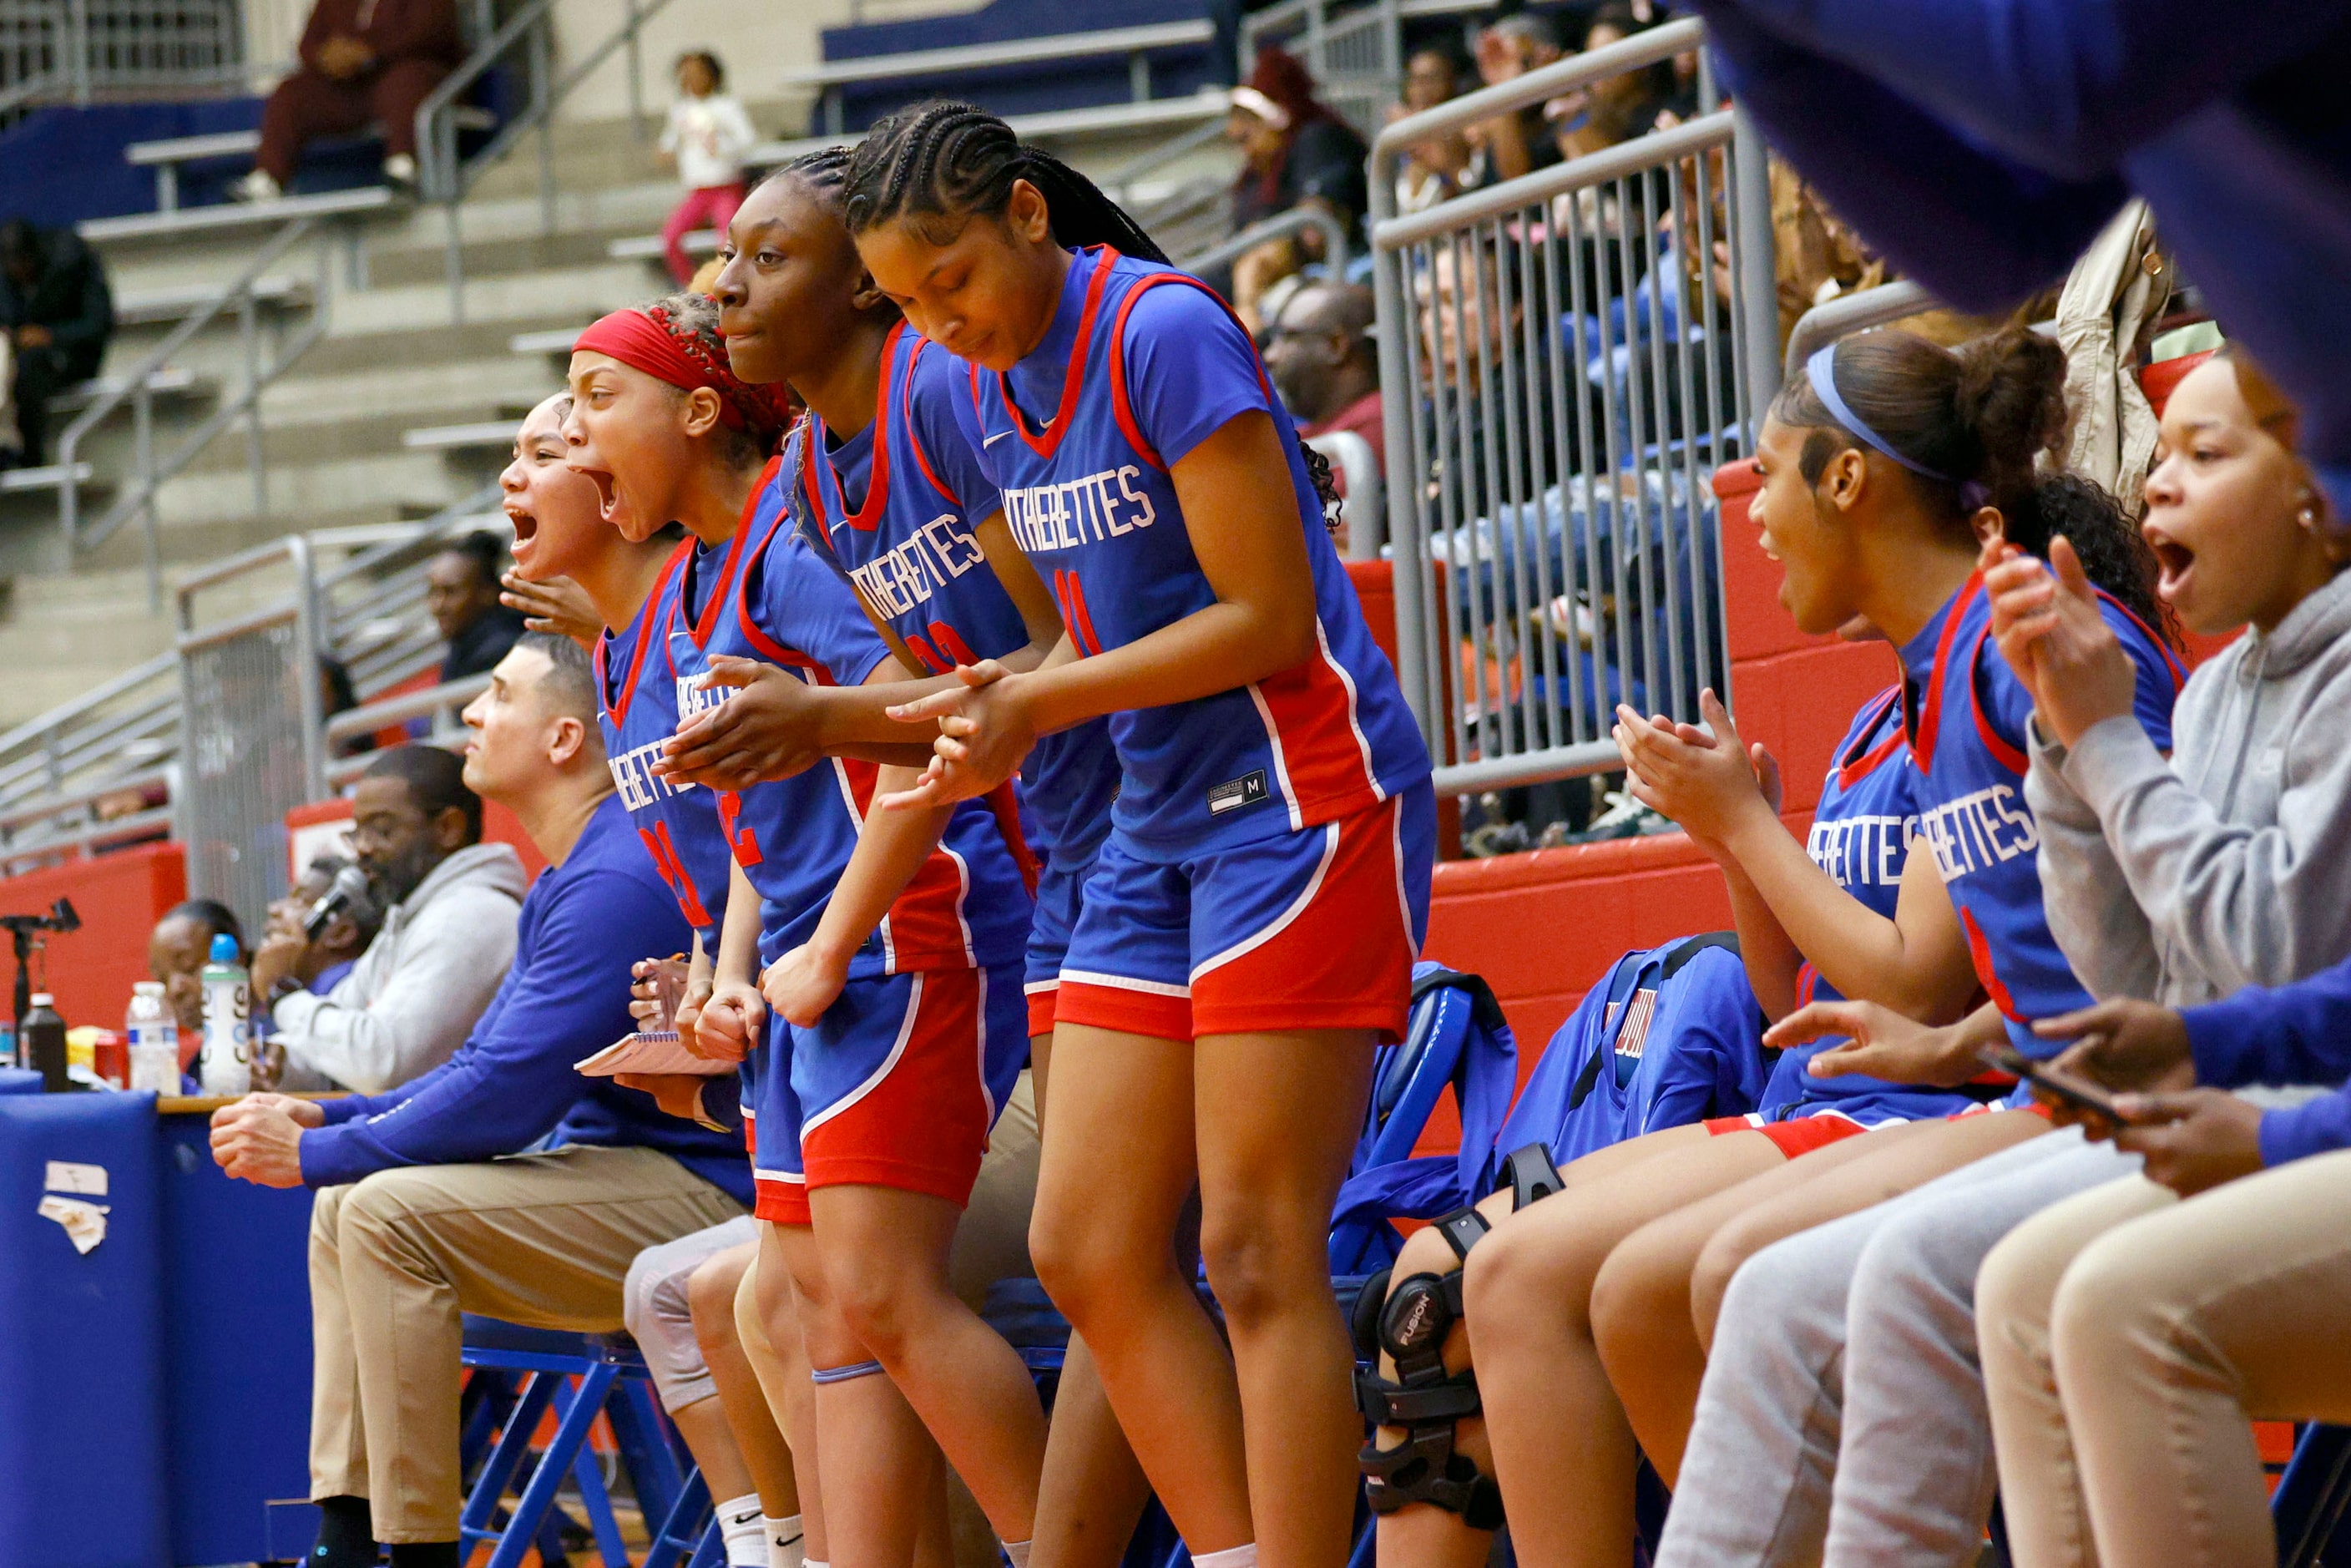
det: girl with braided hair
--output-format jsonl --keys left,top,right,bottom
{"left": 840, "top": 101, "right": 1437, "bottom": 1568}
{"left": 564, "top": 290, "right": 1046, "bottom": 1568}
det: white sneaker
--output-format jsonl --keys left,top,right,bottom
{"left": 382, "top": 152, "right": 417, "bottom": 192}
{"left": 230, "top": 168, "right": 281, "bottom": 203}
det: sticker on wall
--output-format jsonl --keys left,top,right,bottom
{"left": 37, "top": 1194, "right": 108, "bottom": 1254}
{"left": 43, "top": 1160, "right": 107, "bottom": 1196}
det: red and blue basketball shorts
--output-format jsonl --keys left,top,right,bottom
{"left": 749, "top": 964, "right": 1028, "bottom": 1223}
{"left": 1055, "top": 781, "right": 1436, "bottom": 1043}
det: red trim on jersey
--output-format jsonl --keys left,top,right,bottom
{"left": 1966, "top": 628, "right": 2033, "bottom": 776}
{"left": 1833, "top": 687, "right": 1905, "bottom": 791}
{"left": 731, "top": 512, "right": 836, "bottom": 675}
{"left": 1960, "top": 906, "right": 2027, "bottom": 1022}
{"left": 998, "top": 246, "right": 1121, "bottom": 459}
{"left": 837, "top": 761, "right": 978, "bottom": 970}
{"left": 1025, "top": 985, "right": 1057, "bottom": 1038}
{"left": 1705, "top": 1112, "right": 1868, "bottom": 1159}
{"left": 1906, "top": 573, "right": 1982, "bottom": 769}
{"left": 803, "top": 342, "right": 895, "bottom": 534}
{"left": 1057, "top": 978, "right": 1194, "bottom": 1043}
{"left": 898, "top": 332, "right": 960, "bottom": 504}
{"left": 986, "top": 781, "right": 1041, "bottom": 898}
{"left": 799, "top": 969, "right": 993, "bottom": 1204}
{"left": 597, "top": 544, "right": 690, "bottom": 729}
{"left": 679, "top": 471, "right": 768, "bottom": 650}
{"left": 1059, "top": 569, "right": 1106, "bottom": 658}
{"left": 2091, "top": 586, "right": 2189, "bottom": 692}
{"left": 1251, "top": 624, "right": 1384, "bottom": 825}
{"left": 1102, "top": 269, "right": 1273, "bottom": 472}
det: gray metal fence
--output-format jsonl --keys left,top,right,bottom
{"left": 0, "top": 0, "right": 243, "bottom": 115}
{"left": 1369, "top": 16, "right": 1773, "bottom": 797}
{"left": 175, "top": 535, "right": 326, "bottom": 934}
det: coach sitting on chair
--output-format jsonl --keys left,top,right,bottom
{"left": 210, "top": 633, "right": 751, "bottom": 1568}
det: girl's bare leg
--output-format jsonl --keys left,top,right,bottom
{"left": 742, "top": 1237, "right": 827, "bottom": 1560}
{"left": 1029, "top": 1024, "right": 1254, "bottom": 1554}
{"left": 1192, "top": 1029, "right": 1377, "bottom": 1568}
{"left": 688, "top": 1242, "right": 801, "bottom": 1514}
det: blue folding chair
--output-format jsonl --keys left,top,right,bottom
{"left": 457, "top": 1316, "right": 723, "bottom": 1568}
{"left": 2274, "top": 1422, "right": 2351, "bottom": 1567}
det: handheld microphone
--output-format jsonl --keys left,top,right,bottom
{"left": 303, "top": 866, "right": 374, "bottom": 943}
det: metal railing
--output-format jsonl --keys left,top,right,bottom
{"left": 1782, "top": 278, "right": 1936, "bottom": 380}
{"left": 0, "top": 0, "right": 243, "bottom": 119}
{"left": 0, "top": 488, "right": 499, "bottom": 878}
{"left": 1238, "top": 0, "right": 1402, "bottom": 141}
{"left": 57, "top": 214, "right": 333, "bottom": 604}
{"left": 1181, "top": 205, "right": 1352, "bottom": 282}
{"left": 417, "top": 0, "right": 679, "bottom": 322}
{"left": 1369, "top": 16, "right": 1772, "bottom": 797}
{"left": 323, "top": 673, "right": 485, "bottom": 787}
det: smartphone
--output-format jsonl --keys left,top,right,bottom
{"left": 1978, "top": 1044, "right": 2124, "bottom": 1120}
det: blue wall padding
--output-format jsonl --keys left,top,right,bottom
{"left": 0, "top": 1093, "right": 168, "bottom": 1568}
{"left": 0, "top": 1067, "right": 41, "bottom": 1094}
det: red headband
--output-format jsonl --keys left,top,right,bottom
{"left": 574, "top": 306, "right": 756, "bottom": 429}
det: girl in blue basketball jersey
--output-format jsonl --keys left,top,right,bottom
{"left": 840, "top": 104, "right": 1436, "bottom": 1568}
{"left": 564, "top": 293, "right": 1050, "bottom": 1568}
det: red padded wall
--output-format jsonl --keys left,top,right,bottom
{"left": 0, "top": 842, "right": 186, "bottom": 1030}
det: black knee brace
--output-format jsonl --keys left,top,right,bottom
{"left": 1350, "top": 1143, "right": 1565, "bottom": 1530}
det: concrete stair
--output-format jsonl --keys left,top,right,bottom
{"left": 0, "top": 101, "right": 1239, "bottom": 729}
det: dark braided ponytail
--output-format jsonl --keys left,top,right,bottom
{"left": 841, "top": 100, "right": 1168, "bottom": 261}
{"left": 842, "top": 102, "right": 1344, "bottom": 530}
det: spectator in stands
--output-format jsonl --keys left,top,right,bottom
{"left": 1460, "top": 13, "right": 1563, "bottom": 192}
{"left": 1226, "top": 44, "right": 1368, "bottom": 331}
{"left": 147, "top": 898, "right": 244, "bottom": 1071}
{"left": 209, "top": 633, "right": 750, "bottom": 1568}
{"left": 265, "top": 852, "right": 382, "bottom": 1000}
{"left": 1545, "top": 4, "right": 1679, "bottom": 161}
{"left": 1266, "top": 281, "right": 1383, "bottom": 468}
{"left": 255, "top": 744, "right": 525, "bottom": 1094}
{"left": 0, "top": 217, "right": 113, "bottom": 471}
{"left": 657, "top": 51, "right": 757, "bottom": 287}
{"left": 1391, "top": 47, "right": 1469, "bottom": 215}
{"left": 233, "top": 0, "right": 460, "bottom": 202}
{"left": 428, "top": 530, "right": 528, "bottom": 681}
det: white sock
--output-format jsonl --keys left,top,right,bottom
{"left": 1002, "top": 1540, "right": 1033, "bottom": 1568}
{"left": 766, "top": 1514, "right": 806, "bottom": 1568}
{"left": 1191, "top": 1546, "right": 1257, "bottom": 1568}
{"left": 717, "top": 1493, "right": 766, "bottom": 1567}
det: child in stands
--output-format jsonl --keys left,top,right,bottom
{"left": 841, "top": 101, "right": 1435, "bottom": 1568}
{"left": 658, "top": 51, "right": 757, "bottom": 286}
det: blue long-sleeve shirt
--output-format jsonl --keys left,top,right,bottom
{"left": 2183, "top": 965, "right": 2351, "bottom": 1169}
{"left": 299, "top": 792, "right": 752, "bottom": 1206}
{"left": 1691, "top": 0, "right": 2351, "bottom": 516}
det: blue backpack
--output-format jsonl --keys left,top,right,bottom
{"left": 1494, "top": 933, "right": 1771, "bottom": 1174}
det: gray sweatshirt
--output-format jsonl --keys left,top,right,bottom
{"left": 2030, "top": 567, "right": 2351, "bottom": 1007}
{"left": 270, "top": 841, "right": 528, "bottom": 1094}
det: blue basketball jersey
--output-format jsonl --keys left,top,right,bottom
{"left": 960, "top": 245, "right": 1430, "bottom": 859}
{"left": 1898, "top": 573, "right": 2182, "bottom": 1057}
{"left": 596, "top": 534, "right": 754, "bottom": 948}
{"left": 707, "top": 462, "right": 1035, "bottom": 974}
{"left": 1757, "top": 685, "right": 1992, "bottom": 1123}
{"left": 794, "top": 326, "right": 1120, "bottom": 883}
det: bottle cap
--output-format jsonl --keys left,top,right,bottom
{"left": 208, "top": 933, "right": 239, "bottom": 964}
{"left": 134, "top": 980, "right": 164, "bottom": 995}
{"left": 28, "top": 993, "right": 51, "bottom": 1008}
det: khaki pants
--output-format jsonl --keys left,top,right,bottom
{"left": 308, "top": 1144, "right": 746, "bottom": 1542}
{"left": 1979, "top": 1149, "right": 2351, "bottom": 1568}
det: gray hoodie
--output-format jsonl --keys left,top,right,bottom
{"left": 2030, "top": 566, "right": 2351, "bottom": 1007}
{"left": 270, "top": 841, "right": 528, "bottom": 1094}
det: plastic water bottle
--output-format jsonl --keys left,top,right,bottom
{"left": 127, "top": 981, "right": 179, "bottom": 1095}
{"left": 198, "top": 933, "right": 251, "bottom": 1097}
{"left": 21, "top": 993, "right": 65, "bottom": 1092}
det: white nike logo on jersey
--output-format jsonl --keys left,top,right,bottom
{"left": 983, "top": 429, "right": 1015, "bottom": 447}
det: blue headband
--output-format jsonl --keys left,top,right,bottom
{"left": 1805, "top": 343, "right": 1960, "bottom": 485}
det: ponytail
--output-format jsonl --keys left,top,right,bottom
{"left": 1772, "top": 326, "right": 2174, "bottom": 650}
{"left": 843, "top": 101, "right": 1347, "bottom": 531}
{"left": 841, "top": 100, "right": 1167, "bottom": 262}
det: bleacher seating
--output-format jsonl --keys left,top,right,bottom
{"left": 124, "top": 109, "right": 496, "bottom": 212}
{"left": 78, "top": 183, "right": 400, "bottom": 245}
